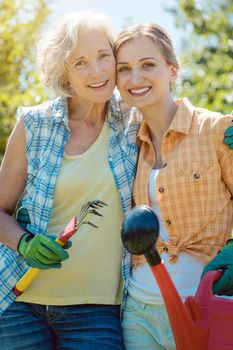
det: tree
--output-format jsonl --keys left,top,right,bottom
{"left": 169, "top": 0, "right": 233, "bottom": 113}
{"left": 0, "top": 0, "right": 50, "bottom": 157}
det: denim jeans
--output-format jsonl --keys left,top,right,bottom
{"left": 0, "top": 301, "right": 123, "bottom": 350}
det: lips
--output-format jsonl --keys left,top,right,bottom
{"left": 128, "top": 86, "right": 151, "bottom": 96}
{"left": 88, "top": 80, "right": 108, "bottom": 88}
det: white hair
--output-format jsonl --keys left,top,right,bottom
{"left": 37, "top": 10, "right": 114, "bottom": 96}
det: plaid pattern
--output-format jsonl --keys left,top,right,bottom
{"left": 133, "top": 98, "right": 233, "bottom": 264}
{"left": 0, "top": 93, "right": 141, "bottom": 315}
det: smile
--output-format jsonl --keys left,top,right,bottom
{"left": 88, "top": 80, "right": 108, "bottom": 88}
{"left": 128, "top": 87, "right": 151, "bottom": 96}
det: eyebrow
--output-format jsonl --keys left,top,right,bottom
{"left": 117, "top": 57, "right": 157, "bottom": 65}
{"left": 71, "top": 49, "right": 112, "bottom": 65}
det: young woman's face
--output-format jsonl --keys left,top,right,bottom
{"left": 116, "top": 36, "right": 177, "bottom": 109}
{"left": 66, "top": 28, "right": 116, "bottom": 104}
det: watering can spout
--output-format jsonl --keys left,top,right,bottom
{"left": 121, "top": 205, "right": 209, "bottom": 350}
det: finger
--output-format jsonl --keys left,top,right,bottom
{"left": 224, "top": 136, "right": 233, "bottom": 145}
{"left": 132, "top": 255, "right": 146, "bottom": 265}
{"left": 36, "top": 244, "right": 69, "bottom": 262}
{"left": 224, "top": 126, "right": 233, "bottom": 137}
{"left": 26, "top": 257, "right": 62, "bottom": 269}
{"left": 39, "top": 236, "right": 69, "bottom": 259}
{"left": 212, "top": 270, "right": 231, "bottom": 294}
{"left": 214, "top": 273, "right": 233, "bottom": 296}
{"left": 201, "top": 262, "right": 221, "bottom": 278}
{"left": 62, "top": 241, "right": 72, "bottom": 250}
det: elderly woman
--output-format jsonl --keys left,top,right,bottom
{"left": 0, "top": 11, "right": 140, "bottom": 349}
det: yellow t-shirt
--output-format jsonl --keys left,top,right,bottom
{"left": 17, "top": 122, "right": 124, "bottom": 305}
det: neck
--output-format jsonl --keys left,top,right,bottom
{"left": 139, "top": 97, "right": 178, "bottom": 145}
{"left": 68, "top": 96, "right": 107, "bottom": 125}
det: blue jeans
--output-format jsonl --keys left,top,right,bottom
{"left": 0, "top": 301, "right": 123, "bottom": 350}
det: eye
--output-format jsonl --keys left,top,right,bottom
{"left": 100, "top": 53, "right": 111, "bottom": 59}
{"left": 117, "top": 65, "right": 130, "bottom": 73}
{"left": 74, "top": 60, "right": 87, "bottom": 67}
{"left": 142, "top": 62, "right": 155, "bottom": 69}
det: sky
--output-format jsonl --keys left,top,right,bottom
{"left": 48, "top": 0, "right": 182, "bottom": 52}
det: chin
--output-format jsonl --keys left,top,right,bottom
{"left": 95, "top": 91, "right": 114, "bottom": 104}
{"left": 129, "top": 97, "right": 153, "bottom": 109}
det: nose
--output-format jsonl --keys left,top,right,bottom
{"left": 90, "top": 60, "right": 102, "bottom": 75}
{"left": 130, "top": 68, "right": 142, "bottom": 84}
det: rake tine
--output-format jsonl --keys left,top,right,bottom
{"left": 95, "top": 200, "right": 108, "bottom": 206}
{"left": 75, "top": 199, "right": 108, "bottom": 229}
{"left": 88, "top": 209, "right": 103, "bottom": 217}
{"left": 89, "top": 203, "right": 102, "bottom": 209}
{"left": 82, "top": 221, "right": 98, "bottom": 228}
{"left": 90, "top": 200, "right": 108, "bottom": 208}
{"left": 76, "top": 221, "right": 98, "bottom": 230}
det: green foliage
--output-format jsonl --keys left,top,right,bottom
{"left": 0, "top": 0, "right": 50, "bottom": 157}
{"left": 169, "top": 0, "right": 233, "bottom": 113}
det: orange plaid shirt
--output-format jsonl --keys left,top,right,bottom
{"left": 133, "top": 98, "right": 233, "bottom": 264}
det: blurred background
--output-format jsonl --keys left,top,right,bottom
{"left": 0, "top": 0, "right": 233, "bottom": 158}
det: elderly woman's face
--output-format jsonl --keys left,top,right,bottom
{"left": 66, "top": 28, "right": 116, "bottom": 104}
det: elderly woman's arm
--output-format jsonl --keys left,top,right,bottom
{"left": 0, "top": 118, "right": 28, "bottom": 250}
{"left": 0, "top": 118, "right": 70, "bottom": 269}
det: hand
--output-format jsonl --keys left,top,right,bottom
{"left": 17, "top": 232, "right": 72, "bottom": 269}
{"left": 201, "top": 241, "right": 233, "bottom": 296}
{"left": 132, "top": 254, "right": 147, "bottom": 268}
{"left": 224, "top": 125, "right": 233, "bottom": 149}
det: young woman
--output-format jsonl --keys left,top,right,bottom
{"left": 115, "top": 23, "right": 233, "bottom": 350}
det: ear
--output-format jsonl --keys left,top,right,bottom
{"left": 61, "top": 73, "right": 68, "bottom": 86}
{"left": 169, "top": 65, "right": 178, "bottom": 82}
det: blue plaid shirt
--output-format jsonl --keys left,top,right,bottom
{"left": 0, "top": 92, "right": 141, "bottom": 315}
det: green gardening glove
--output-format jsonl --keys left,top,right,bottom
{"left": 224, "top": 125, "right": 233, "bottom": 149}
{"left": 15, "top": 207, "right": 31, "bottom": 230}
{"left": 17, "top": 232, "right": 72, "bottom": 270}
{"left": 201, "top": 240, "right": 233, "bottom": 296}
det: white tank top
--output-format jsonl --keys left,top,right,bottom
{"left": 128, "top": 169, "right": 204, "bottom": 304}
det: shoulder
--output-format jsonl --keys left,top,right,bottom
{"left": 193, "top": 104, "right": 232, "bottom": 129}
{"left": 16, "top": 99, "right": 55, "bottom": 121}
{"left": 191, "top": 104, "right": 233, "bottom": 151}
{"left": 16, "top": 96, "right": 67, "bottom": 132}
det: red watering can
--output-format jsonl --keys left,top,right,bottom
{"left": 121, "top": 205, "right": 233, "bottom": 350}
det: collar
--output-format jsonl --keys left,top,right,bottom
{"left": 51, "top": 96, "right": 69, "bottom": 129}
{"left": 136, "top": 97, "right": 196, "bottom": 145}
{"left": 51, "top": 90, "right": 128, "bottom": 132}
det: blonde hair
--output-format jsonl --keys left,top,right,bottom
{"left": 115, "top": 23, "right": 179, "bottom": 69}
{"left": 37, "top": 10, "right": 114, "bottom": 96}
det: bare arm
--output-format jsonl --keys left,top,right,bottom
{"left": 0, "top": 118, "right": 28, "bottom": 250}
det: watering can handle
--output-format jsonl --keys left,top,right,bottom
{"left": 195, "top": 270, "right": 222, "bottom": 301}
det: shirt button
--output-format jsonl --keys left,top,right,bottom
{"left": 166, "top": 132, "right": 171, "bottom": 138}
{"left": 159, "top": 187, "right": 165, "bottom": 193}
{"left": 166, "top": 219, "right": 171, "bottom": 225}
{"left": 194, "top": 173, "right": 200, "bottom": 180}
{"left": 163, "top": 246, "right": 168, "bottom": 252}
